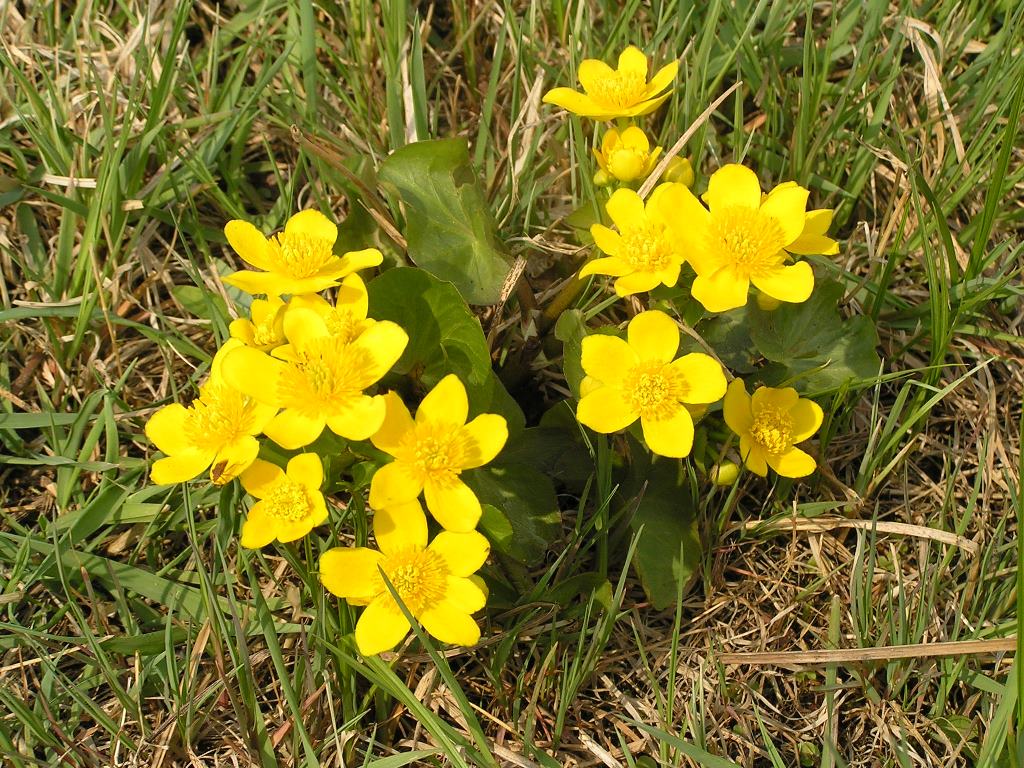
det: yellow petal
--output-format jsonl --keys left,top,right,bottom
{"left": 221, "top": 347, "right": 286, "bottom": 404}
{"left": 355, "top": 595, "right": 411, "bottom": 655}
{"left": 441, "top": 575, "right": 487, "bottom": 613}
{"left": 803, "top": 208, "right": 834, "bottom": 237}
{"left": 752, "top": 385, "right": 800, "bottom": 413}
{"left": 580, "top": 375, "right": 602, "bottom": 397}
{"left": 221, "top": 270, "right": 291, "bottom": 296}
{"left": 622, "top": 90, "right": 672, "bottom": 117}
{"left": 576, "top": 386, "right": 638, "bottom": 433}
{"left": 275, "top": 515, "right": 317, "bottom": 543}
{"left": 760, "top": 184, "right": 809, "bottom": 243}
{"left": 326, "top": 394, "right": 387, "bottom": 441}
{"left": 723, "top": 379, "right": 753, "bottom": 435}
{"left": 671, "top": 353, "right": 727, "bottom": 404}
{"left": 348, "top": 321, "right": 408, "bottom": 387}
{"left": 210, "top": 436, "right": 261, "bottom": 484}
{"left": 644, "top": 60, "right": 678, "bottom": 97}
{"left": 419, "top": 602, "right": 481, "bottom": 647}
{"left": 150, "top": 450, "right": 213, "bottom": 485}
{"left": 613, "top": 271, "right": 663, "bottom": 296}
{"left": 579, "top": 255, "right": 630, "bottom": 278}
{"left": 790, "top": 398, "right": 824, "bottom": 443}
{"left": 320, "top": 547, "right": 385, "bottom": 600}
{"left": 691, "top": 268, "right": 750, "bottom": 312}
{"left": 738, "top": 435, "right": 769, "bottom": 476}
{"left": 459, "top": 414, "right": 508, "bottom": 469}
{"left": 641, "top": 408, "right": 694, "bottom": 458}
{"left": 542, "top": 87, "right": 606, "bottom": 118}
{"left": 423, "top": 475, "right": 481, "bottom": 532}
{"left": 703, "top": 164, "right": 762, "bottom": 211}
{"left": 590, "top": 224, "right": 623, "bottom": 256}
{"left": 766, "top": 446, "right": 817, "bottom": 478}
{"left": 145, "top": 403, "right": 190, "bottom": 455}
{"left": 627, "top": 310, "right": 679, "bottom": 364}
{"left": 373, "top": 500, "right": 428, "bottom": 556}
{"left": 285, "top": 209, "right": 337, "bottom": 245}
{"left": 581, "top": 334, "right": 637, "bottom": 384}
{"left": 371, "top": 392, "right": 415, "bottom": 456}
{"left": 750, "top": 261, "right": 814, "bottom": 304}
{"left": 229, "top": 318, "right": 256, "bottom": 346}
{"left": 787, "top": 232, "right": 839, "bottom": 256}
{"left": 287, "top": 452, "right": 323, "bottom": 491}
{"left": 605, "top": 188, "right": 645, "bottom": 231}
{"left": 617, "top": 45, "right": 648, "bottom": 77}
{"left": 428, "top": 531, "right": 490, "bottom": 576}
{"left": 607, "top": 150, "right": 647, "bottom": 182}
{"left": 369, "top": 460, "right": 424, "bottom": 509}
{"left": 334, "top": 248, "right": 384, "bottom": 277}
{"left": 619, "top": 126, "right": 650, "bottom": 152}
{"left": 417, "top": 374, "right": 468, "bottom": 428}
{"left": 225, "top": 220, "right": 271, "bottom": 270}
{"left": 648, "top": 182, "right": 709, "bottom": 254}
{"left": 239, "top": 503, "right": 278, "bottom": 548}
{"left": 264, "top": 408, "right": 326, "bottom": 449}
{"left": 337, "top": 273, "right": 369, "bottom": 318}
{"left": 283, "top": 306, "right": 330, "bottom": 347}
{"left": 577, "top": 58, "right": 616, "bottom": 94}
{"left": 240, "top": 458, "right": 286, "bottom": 499}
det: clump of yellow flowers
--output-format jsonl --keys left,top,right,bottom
{"left": 544, "top": 44, "right": 839, "bottom": 477}
{"left": 145, "top": 210, "right": 506, "bottom": 656}
{"left": 143, "top": 42, "right": 859, "bottom": 658}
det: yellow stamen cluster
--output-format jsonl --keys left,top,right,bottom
{"left": 265, "top": 479, "right": 314, "bottom": 522}
{"left": 622, "top": 364, "right": 683, "bottom": 421}
{"left": 708, "top": 207, "right": 786, "bottom": 276}
{"left": 379, "top": 548, "right": 448, "bottom": 615}
{"left": 621, "top": 224, "right": 672, "bottom": 272}
{"left": 749, "top": 405, "right": 792, "bottom": 455}
{"left": 269, "top": 232, "right": 335, "bottom": 278}
{"left": 183, "top": 382, "right": 254, "bottom": 450}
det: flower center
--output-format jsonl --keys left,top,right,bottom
{"left": 410, "top": 426, "right": 462, "bottom": 475}
{"left": 184, "top": 381, "right": 254, "bottom": 450}
{"left": 379, "top": 548, "right": 448, "bottom": 616}
{"left": 325, "top": 309, "right": 360, "bottom": 343}
{"left": 251, "top": 316, "right": 283, "bottom": 348}
{"left": 264, "top": 478, "right": 314, "bottom": 522}
{"left": 589, "top": 70, "right": 646, "bottom": 108}
{"left": 278, "top": 336, "right": 375, "bottom": 410}
{"left": 622, "top": 363, "right": 684, "bottom": 420}
{"left": 268, "top": 232, "right": 336, "bottom": 278}
{"left": 708, "top": 207, "right": 786, "bottom": 277}
{"left": 749, "top": 406, "right": 792, "bottom": 455}
{"left": 621, "top": 223, "right": 673, "bottom": 272}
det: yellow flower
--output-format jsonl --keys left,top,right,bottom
{"left": 220, "top": 307, "right": 408, "bottom": 450}
{"left": 582, "top": 183, "right": 689, "bottom": 296}
{"left": 576, "top": 310, "right": 727, "bottom": 458}
{"left": 285, "top": 273, "right": 373, "bottom": 344}
{"left": 238, "top": 454, "right": 328, "bottom": 547}
{"left": 369, "top": 375, "right": 508, "bottom": 532}
{"left": 663, "top": 155, "right": 694, "bottom": 187}
{"left": 230, "top": 296, "right": 287, "bottom": 352}
{"left": 793, "top": 207, "right": 840, "bottom": 256}
{"left": 145, "top": 340, "right": 277, "bottom": 485}
{"left": 543, "top": 45, "right": 677, "bottom": 120}
{"left": 222, "top": 210, "right": 383, "bottom": 297}
{"left": 723, "top": 379, "right": 823, "bottom": 478}
{"left": 671, "top": 164, "right": 825, "bottom": 312}
{"left": 320, "top": 500, "right": 490, "bottom": 655}
{"left": 593, "top": 126, "right": 662, "bottom": 183}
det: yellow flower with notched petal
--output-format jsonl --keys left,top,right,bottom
{"left": 543, "top": 45, "right": 677, "bottom": 121}
{"left": 593, "top": 126, "right": 662, "bottom": 184}
{"left": 230, "top": 296, "right": 287, "bottom": 352}
{"left": 222, "top": 210, "right": 383, "bottom": 297}
{"left": 145, "top": 340, "right": 277, "bottom": 485}
{"left": 220, "top": 308, "right": 408, "bottom": 450}
{"left": 284, "top": 273, "right": 373, "bottom": 344}
{"left": 238, "top": 454, "right": 328, "bottom": 547}
{"left": 369, "top": 375, "right": 508, "bottom": 532}
{"left": 320, "top": 500, "right": 490, "bottom": 655}
{"left": 582, "top": 183, "right": 689, "bottom": 296}
{"left": 576, "top": 310, "right": 727, "bottom": 458}
{"left": 670, "top": 164, "right": 827, "bottom": 312}
{"left": 723, "top": 379, "right": 823, "bottom": 478}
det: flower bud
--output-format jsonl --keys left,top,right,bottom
{"left": 593, "top": 168, "right": 613, "bottom": 187}
{"left": 663, "top": 156, "right": 694, "bottom": 187}
{"left": 756, "top": 292, "right": 782, "bottom": 311}
{"left": 710, "top": 461, "right": 740, "bottom": 486}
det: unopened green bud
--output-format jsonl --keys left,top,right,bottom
{"left": 593, "top": 169, "right": 613, "bottom": 187}
{"left": 664, "top": 156, "right": 694, "bottom": 187}
{"left": 756, "top": 292, "right": 781, "bottom": 311}
{"left": 710, "top": 461, "right": 739, "bottom": 486}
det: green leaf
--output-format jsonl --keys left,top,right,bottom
{"left": 466, "top": 464, "right": 560, "bottom": 566}
{"left": 367, "top": 267, "right": 524, "bottom": 433}
{"left": 496, "top": 426, "right": 592, "bottom": 492}
{"left": 747, "top": 278, "right": 881, "bottom": 391}
{"left": 693, "top": 307, "right": 757, "bottom": 374}
{"left": 616, "top": 444, "right": 700, "bottom": 610}
{"left": 554, "top": 309, "right": 587, "bottom": 398}
{"left": 379, "top": 138, "right": 511, "bottom": 305}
